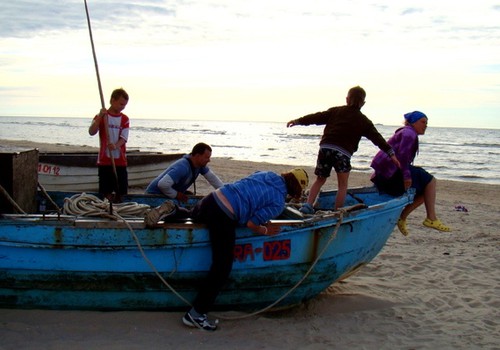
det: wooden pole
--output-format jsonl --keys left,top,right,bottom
{"left": 84, "top": 0, "right": 119, "bottom": 196}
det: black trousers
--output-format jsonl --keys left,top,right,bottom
{"left": 98, "top": 165, "right": 128, "bottom": 196}
{"left": 189, "top": 193, "right": 237, "bottom": 314}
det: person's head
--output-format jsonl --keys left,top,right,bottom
{"left": 109, "top": 88, "right": 129, "bottom": 114}
{"left": 346, "top": 86, "right": 366, "bottom": 109}
{"left": 190, "top": 142, "right": 213, "bottom": 168}
{"left": 282, "top": 168, "right": 309, "bottom": 199}
{"left": 404, "top": 111, "right": 428, "bottom": 135}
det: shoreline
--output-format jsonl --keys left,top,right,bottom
{"left": 1, "top": 138, "right": 499, "bottom": 198}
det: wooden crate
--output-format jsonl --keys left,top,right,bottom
{"left": 0, "top": 147, "right": 38, "bottom": 213}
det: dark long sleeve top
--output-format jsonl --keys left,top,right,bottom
{"left": 296, "top": 105, "right": 394, "bottom": 157}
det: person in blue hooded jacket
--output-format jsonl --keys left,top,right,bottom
{"left": 144, "top": 168, "right": 309, "bottom": 331}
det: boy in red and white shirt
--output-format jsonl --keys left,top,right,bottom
{"left": 89, "top": 88, "right": 130, "bottom": 201}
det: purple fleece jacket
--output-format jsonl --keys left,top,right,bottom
{"left": 371, "top": 125, "right": 419, "bottom": 180}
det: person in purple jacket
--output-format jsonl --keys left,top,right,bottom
{"left": 370, "top": 111, "right": 451, "bottom": 236}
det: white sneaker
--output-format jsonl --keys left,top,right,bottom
{"left": 182, "top": 312, "right": 218, "bottom": 331}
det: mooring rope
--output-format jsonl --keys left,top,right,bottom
{"left": 37, "top": 181, "right": 61, "bottom": 215}
{"left": 61, "top": 193, "right": 348, "bottom": 320}
{"left": 116, "top": 211, "right": 193, "bottom": 307}
{"left": 215, "top": 208, "right": 346, "bottom": 320}
{"left": 63, "top": 193, "right": 193, "bottom": 306}
{"left": 0, "top": 183, "right": 26, "bottom": 214}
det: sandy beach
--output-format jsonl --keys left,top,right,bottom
{"left": 1, "top": 140, "right": 499, "bottom": 349}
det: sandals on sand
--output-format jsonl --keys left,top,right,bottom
{"left": 423, "top": 218, "right": 452, "bottom": 232}
{"left": 397, "top": 218, "right": 409, "bottom": 236}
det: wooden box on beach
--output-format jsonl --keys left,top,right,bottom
{"left": 0, "top": 146, "right": 38, "bottom": 213}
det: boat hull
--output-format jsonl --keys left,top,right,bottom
{"left": 0, "top": 187, "right": 413, "bottom": 311}
{"left": 37, "top": 151, "right": 183, "bottom": 191}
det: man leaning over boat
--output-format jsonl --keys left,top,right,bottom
{"left": 145, "top": 142, "right": 223, "bottom": 202}
{"left": 144, "top": 168, "right": 309, "bottom": 331}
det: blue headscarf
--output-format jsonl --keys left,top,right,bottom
{"left": 404, "top": 111, "right": 427, "bottom": 124}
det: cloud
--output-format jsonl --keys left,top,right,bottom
{"left": 0, "top": 0, "right": 175, "bottom": 39}
{"left": 3, "top": 1, "right": 497, "bottom": 50}
{"left": 400, "top": 7, "right": 423, "bottom": 16}
{"left": 1, "top": 1, "right": 500, "bottom": 128}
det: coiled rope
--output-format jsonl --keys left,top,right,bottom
{"left": 63, "top": 193, "right": 150, "bottom": 218}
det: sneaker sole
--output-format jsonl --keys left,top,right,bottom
{"left": 144, "top": 201, "right": 175, "bottom": 227}
{"left": 182, "top": 315, "right": 197, "bottom": 328}
{"left": 182, "top": 313, "right": 217, "bottom": 331}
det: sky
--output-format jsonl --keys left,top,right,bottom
{"left": 1, "top": 1, "right": 500, "bottom": 129}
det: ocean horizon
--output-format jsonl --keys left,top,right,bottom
{"left": 1, "top": 116, "right": 499, "bottom": 185}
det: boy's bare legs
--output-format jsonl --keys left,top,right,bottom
{"left": 306, "top": 176, "right": 327, "bottom": 206}
{"left": 335, "top": 172, "right": 350, "bottom": 209}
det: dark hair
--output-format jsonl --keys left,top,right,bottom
{"left": 110, "top": 88, "right": 129, "bottom": 103}
{"left": 191, "top": 142, "right": 212, "bottom": 156}
{"left": 347, "top": 86, "right": 365, "bottom": 108}
{"left": 282, "top": 172, "right": 303, "bottom": 199}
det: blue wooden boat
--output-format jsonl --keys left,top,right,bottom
{"left": 0, "top": 187, "right": 413, "bottom": 311}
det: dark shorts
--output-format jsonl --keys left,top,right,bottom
{"left": 314, "top": 148, "right": 351, "bottom": 178}
{"left": 372, "top": 165, "right": 434, "bottom": 196}
{"left": 98, "top": 165, "right": 128, "bottom": 196}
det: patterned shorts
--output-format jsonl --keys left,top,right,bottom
{"left": 314, "top": 148, "right": 352, "bottom": 178}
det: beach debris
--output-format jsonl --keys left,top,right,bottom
{"left": 454, "top": 205, "right": 469, "bottom": 212}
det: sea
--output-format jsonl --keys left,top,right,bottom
{"left": 1, "top": 116, "right": 499, "bottom": 185}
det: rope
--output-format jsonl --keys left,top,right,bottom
{"left": 216, "top": 208, "right": 346, "bottom": 320}
{"left": 38, "top": 181, "right": 61, "bottom": 214}
{"left": 0, "top": 183, "right": 26, "bottom": 214}
{"left": 63, "top": 193, "right": 192, "bottom": 306}
{"left": 63, "top": 193, "right": 150, "bottom": 218}
{"left": 116, "top": 212, "right": 193, "bottom": 307}
{"left": 62, "top": 193, "right": 348, "bottom": 319}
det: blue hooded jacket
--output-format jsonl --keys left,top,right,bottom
{"left": 219, "top": 171, "right": 287, "bottom": 226}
